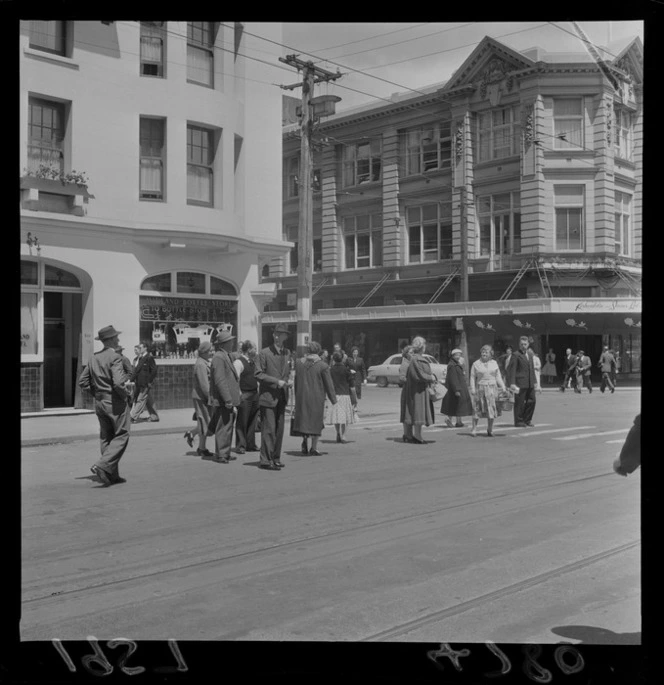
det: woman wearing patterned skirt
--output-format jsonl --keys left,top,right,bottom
{"left": 326, "top": 351, "right": 356, "bottom": 443}
{"left": 469, "top": 344, "right": 507, "bottom": 437}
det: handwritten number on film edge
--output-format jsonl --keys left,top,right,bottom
{"left": 427, "top": 642, "right": 584, "bottom": 681}
{"left": 51, "top": 637, "right": 188, "bottom": 675}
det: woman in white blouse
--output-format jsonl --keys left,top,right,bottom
{"left": 470, "top": 344, "right": 507, "bottom": 437}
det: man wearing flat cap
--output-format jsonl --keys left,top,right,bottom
{"left": 209, "top": 329, "right": 241, "bottom": 463}
{"left": 255, "top": 324, "right": 293, "bottom": 470}
{"left": 78, "top": 325, "right": 132, "bottom": 486}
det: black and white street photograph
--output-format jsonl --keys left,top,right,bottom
{"left": 16, "top": 15, "right": 647, "bottom": 677}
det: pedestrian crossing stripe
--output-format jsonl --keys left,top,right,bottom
{"left": 552, "top": 428, "right": 630, "bottom": 441}
{"left": 512, "top": 426, "right": 595, "bottom": 437}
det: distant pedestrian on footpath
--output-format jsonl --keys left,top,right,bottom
{"left": 183, "top": 341, "right": 215, "bottom": 457}
{"left": 440, "top": 348, "right": 473, "bottom": 428}
{"left": 129, "top": 342, "right": 159, "bottom": 423}
{"left": 541, "top": 348, "right": 557, "bottom": 384}
{"left": 346, "top": 346, "right": 367, "bottom": 414}
{"left": 598, "top": 345, "right": 616, "bottom": 394}
{"left": 575, "top": 350, "right": 593, "bottom": 393}
{"left": 506, "top": 335, "right": 539, "bottom": 427}
{"left": 559, "top": 348, "right": 577, "bottom": 392}
{"left": 326, "top": 351, "right": 356, "bottom": 443}
{"left": 78, "top": 325, "right": 132, "bottom": 486}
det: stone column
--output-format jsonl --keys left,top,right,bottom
{"left": 519, "top": 95, "right": 546, "bottom": 256}
{"left": 592, "top": 90, "right": 616, "bottom": 254}
{"left": 321, "top": 144, "right": 341, "bottom": 271}
{"left": 381, "top": 127, "right": 401, "bottom": 267}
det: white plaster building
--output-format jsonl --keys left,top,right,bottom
{"left": 20, "top": 21, "right": 288, "bottom": 411}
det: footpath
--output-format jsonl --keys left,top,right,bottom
{"left": 21, "top": 382, "right": 640, "bottom": 448}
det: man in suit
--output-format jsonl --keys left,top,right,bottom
{"left": 255, "top": 324, "right": 293, "bottom": 471}
{"left": 209, "top": 330, "right": 241, "bottom": 463}
{"left": 506, "top": 335, "right": 540, "bottom": 427}
{"left": 129, "top": 342, "right": 159, "bottom": 422}
{"left": 598, "top": 345, "right": 616, "bottom": 394}
{"left": 575, "top": 350, "right": 593, "bottom": 393}
{"left": 78, "top": 325, "right": 132, "bottom": 486}
{"left": 559, "top": 348, "right": 577, "bottom": 392}
{"left": 233, "top": 340, "right": 260, "bottom": 454}
{"left": 345, "top": 345, "right": 367, "bottom": 411}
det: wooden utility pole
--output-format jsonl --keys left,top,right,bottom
{"left": 279, "top": 55, "right": 342, "bottom": 357}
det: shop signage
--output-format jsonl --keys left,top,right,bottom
{"left": 140, "top": 296, "right": 236, "bottom": 323}
{"left": 573, "top": 299, "right": 641, "bottom": 313}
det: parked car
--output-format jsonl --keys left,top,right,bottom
{"left": 367, "top": 353, "right": 447, "bottom": 387}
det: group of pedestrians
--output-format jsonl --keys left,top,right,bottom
{"left": 559, "top": 346, "right": 617, "bottom": 394}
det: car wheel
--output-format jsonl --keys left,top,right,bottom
{"left": 376, "top": 376, "right": 388, "bottom": 388}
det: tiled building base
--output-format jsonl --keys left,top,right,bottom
{"left": 22, "top": 363, "right": 195, "bottom": 413}
{"left": 21, "top": 364, "right": 42, "bottom": 413}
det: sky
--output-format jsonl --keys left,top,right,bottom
{"left": 277, "top": 21, "right": 644, "bottom": 112}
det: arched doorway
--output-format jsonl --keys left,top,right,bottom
{"left": 21, "top": 259, "right": 84, "bottom": 408}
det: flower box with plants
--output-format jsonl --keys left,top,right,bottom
{"left": 21, "top": 165, "right": 95, "bottom": 199}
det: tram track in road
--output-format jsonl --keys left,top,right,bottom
{"left": 359, "top": 539, "right": 640, "bottom": 641}
{"left": 22, "top": 468, "right": 620, "bottom": 606}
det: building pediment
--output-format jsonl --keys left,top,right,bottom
{"left": 443, "top": 36, "right": 536, "bottom": 100}
{"left": 611, "top": 37, "right": 643, "bottom": 84}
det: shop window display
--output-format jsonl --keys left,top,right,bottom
{"left": 140, "top": 295, "right": 236, "bottom": 358}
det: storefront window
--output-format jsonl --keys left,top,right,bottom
{"left": 21, "top": 293, "right": 39, "bottom": 356}
{"left": 140, "top": 296, "right": 237, "bottom": 358}
{"left": 210, "top": 276, "right": 237, "bottom": 296}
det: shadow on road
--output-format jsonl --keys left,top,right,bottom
{"left": 550, "top": 625, "right": 641, "bottom": 644}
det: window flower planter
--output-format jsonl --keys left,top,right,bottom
{"left": 20, "top": 175, "right": 94, "bottom": 199}
{"left": 20, "top": 174, "right": 94, "bottom": 216}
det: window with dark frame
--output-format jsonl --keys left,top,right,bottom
{"left": 140, "top": 22, "right": 165, "bottom": 77}
{"left": 187, "top": 125, "right": 214, "bottom": 206}
{"left": 187, "top": 21, "right": 216, "bottom": 87}
{"left": 28, "top": 97, "right": 65, "bottom": 173}
{"left": 407, "top": 203, "right": 454, "bottom": 263}
{"left": 477, "top": 106, "right": 520, "bottom": 161}
{"left": 343, "top": 139, "right": 382, "bottom": 187}
{"left": 406, "top": 123, "right": 452, "bottom": 175}
{"left": 29, "top": 20, "right": 67, "bottom": 56}
{"left": 614, "top": 108, "right": 633, "bottom": 161}
{"left": 476, "top": 192, "right": 521, "bottom": 259}
{"left": 140, "top": 117, "right": 165, "bottom": 200}
{"left": 553, "top": 98, "right": 584, "bottom": 150}
{"left": 614, "top": 191, "right": 632, "bottom": 256}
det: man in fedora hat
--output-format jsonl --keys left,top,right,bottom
{"left": 78, "top": 325, "right": 132, "bottom": 486}
{"left": 255, "top": 324, "right": 293, "bottom": 470}
{"left": 208, "top": 329, "right": 241, "bottom": 463}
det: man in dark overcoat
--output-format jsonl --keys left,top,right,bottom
{"left": 78, "top": 325, "right": 132, "bottom": 486}
{"left": 506, "top": 335, "right": 540, "bottom": 427}
{"left": 255, "top": 324, "right": 293, "bottom": 470}
{"left": 209, "top": 330, "right": 241, "bottom": 463}
{"left": 130, "top": 342, "right": 159, "bottom": 422}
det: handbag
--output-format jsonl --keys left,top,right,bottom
{"left": 289, "top": 409, "right": 302, "bottom": 437}
{"left": 428, "top": 380, "right": 447, "bottom": 402}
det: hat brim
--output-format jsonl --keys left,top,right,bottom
{"left": 95, "top": 331, "right": 121, "bottom": 340}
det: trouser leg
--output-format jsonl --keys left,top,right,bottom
{"left": 523, "top": 387, "right": 536, "bottom": 424}
{"left": 235, "top": 396, "right": 250, "bottom": 450}
{"left": 259, "top": 406, "right": 277, "bottom": 465}
{"left": 95, "top": 398, "right": 130, "bottom": 479}
{"left": 130, "top": 387, "right": 148, "bottom": 420}
{"left": 355, "top": 382, "right": 362, "bottom": 400}
{"left": 514, "top": 388, "right": 528, "bottom": 424}
{"left": 145, "top": 390, "right": 158, "bottom": 419}
{"left": 245, "top": 394, "right": 260, "bottom": 450}
{"left": 273, "top": 398, "right": 286, "bottom": 459}
{"left": 214, "top": 406, "right": 235, "bottom": 460}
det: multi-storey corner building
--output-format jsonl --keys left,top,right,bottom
{"left": 20, "top": 21, "right": 288, "bottom": 412}
{"left": 268, "top": 35, "right": 642, "bottom": 380}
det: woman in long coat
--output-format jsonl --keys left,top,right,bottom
{"left": 400, "top": 336, "right": 436, "bottom": 444}
{"left": 293, "top": 341, "right": 337, "bottom": 456}
{"left": 440, "top": 348, "right": 473, "bottom": 428}
{"left": 183, "top": 341, "right": 215, "bottom": 456}
{"left": 399, "top": 346, "right": 413, "bottom": 443}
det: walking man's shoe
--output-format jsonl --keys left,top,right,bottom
{"left": 259, "top": 463, "right": 279, "bottom": 471}
{"left": 90, "top": 465, "right": 111, "bottom": 486}
{"left": 149, "top": 416, "right": 160, "bottom": 422}
{"left": 274, "top": 460, "right": 285, "bottom": 468}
